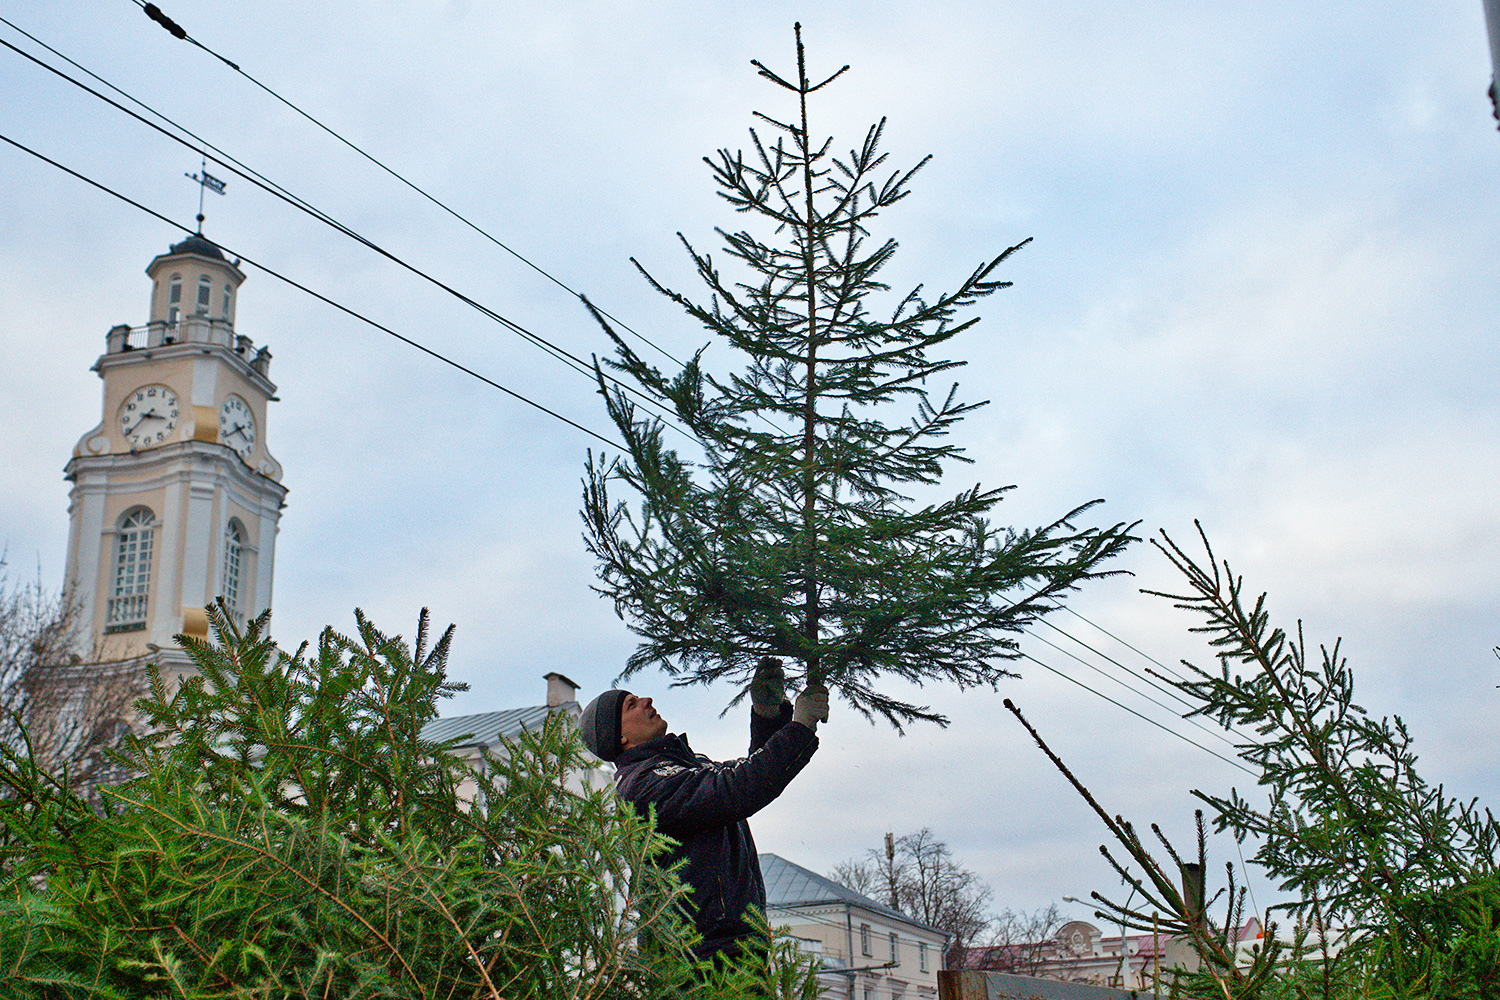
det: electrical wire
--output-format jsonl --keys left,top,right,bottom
{"left": 1018, "top": 651, "right": 1256, "bottom": 777}
{"left": 117, "top": 0, "right": 964, "bottom": 472}
{"left": 1021, "top": 625, "right": 1243, "bottom": 754}
{"left": 1026, "top": 615, "right": 1263, "bottom": 751}
{"left": 1050, "top": 601, "right": 1198, "bottom": 687}
{"left": 126, "top": 0, "right": 687, "bottom": 369}
{"left": 0, "top": 130, "right": 623, "bottom": 450}
{"left": 1032, "top": 616, "right": 1200, "bottom": 714}
{"left": 0, "top": 20, "right": 694, "bottom": 443}
{"left": 1036, "top": 603, "right": 1263, "bottom": 748}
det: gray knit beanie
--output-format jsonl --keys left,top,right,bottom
{"left": 579, "top": 689, "right": 628, "bottom": 762}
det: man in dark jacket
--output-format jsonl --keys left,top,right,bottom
{"left": 578, "top": 659, "right": 827, "bottom": 963}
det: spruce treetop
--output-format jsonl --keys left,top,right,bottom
{"left": 583, "top": 26, "right": 1136, "bottom": 729}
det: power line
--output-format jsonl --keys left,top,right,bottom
{"left": 1018, "top": 651, "right": 1256, "bottom": 777}
{"left": 1050, "top": 601, "right": 1197, "bottom": 687}
{"left": 115, "top": 1, "right": 939, "bottom": 468}
{"left": 1037, "top": 602, "right": 1263, "bottom": 748}
{"left": 12, "top": 9, "right": 1062, "bottom": 525}
{"left": 1032, "top": 616, "right": 1199, "bottom": 714}
{"left": 1027, "top": 616, "right": 1261, "bottom": 750}
{"left": 125, "top": 0, "right": 687, "bottom": 370}
{"left": 0, "top": 130, "right": 623, "bottom": 450}
{"left": 1022, "top": 625, "right": 1243, "bottom": 754}
{"left": 0, "top": 20, "right": 693, "bottom": 442}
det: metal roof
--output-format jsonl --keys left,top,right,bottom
{"left": 419, "top": 702, "right": 578, "bottom": 748}
{"left": 166, "top": 233, "right": 227, "bottom": 260}
{"left": 759, "top": 852, "right": 939, "bottom": 933}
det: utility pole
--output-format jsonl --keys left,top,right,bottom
{"left": 885, "top": 832, "right": 899, "bottom": 909}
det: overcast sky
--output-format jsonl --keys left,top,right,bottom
{"left": 2, "top": 1, "right": 1497, "bottom": 923}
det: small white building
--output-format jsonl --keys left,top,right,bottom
{"left": 762, "top": 852, "right": 948, "bottom": 1000}
{"left": 418, "top": 671, "right": 608, "bottom": 797}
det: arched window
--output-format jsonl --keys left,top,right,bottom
{"left": 167, "top": 275, "right": 182, "bottom": 326}
{"left": 221, "top": 519, "right": 244, "bottom": 618}
{"left": 195, "top": 275, "right": 212, "bottom": 315}
{"left": 106, "top": 507, "right": 154, "bottom": 632}
{"left": 222, "top": 284, "right": 233, "bottom": 319}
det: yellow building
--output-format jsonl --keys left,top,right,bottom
{"left": 762, "top": 852, "right": 947, "bottom": 1000}
{"left": 61, "top": 233, "right": 286, "bottom": 684}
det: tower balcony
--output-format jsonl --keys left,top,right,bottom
{"left": 105, "top": 320, "right": 270, "bottom": 375}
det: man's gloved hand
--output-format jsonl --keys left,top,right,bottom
{"left": 750, "top": 657, "right": 787, "bottom": 717}
{"left": 792, "top": 683, "right": 830, "bottom": 731}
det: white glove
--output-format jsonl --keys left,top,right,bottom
{"left": 750, "top": 657, "right": 787, "bottom": 717}
{"left": 792, "top": 684, "right": 830, "bottom": 731}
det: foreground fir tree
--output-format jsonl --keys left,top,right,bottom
{"left": 0, "top": 604, "right": 810, "bottom": 999}
{"left": 583, "top": 26, "right": 1136, "bottom": 727}
{"left": 1009, "top": 525, "right": 1500, "bottom": 999}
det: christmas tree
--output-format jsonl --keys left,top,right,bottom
{"left": 583, "top": 26, "right": 1136, "bottom": 728}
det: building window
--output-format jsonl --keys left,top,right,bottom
{"left": 861, "top": 984, "right": 873, "bottom": 1000}
{"left": 860, "top": 923, "right": 871, "bottom": 957}
{"left": 167, "top": 275, "right": 181, "bottom": 326}
{"left": 196, "top": 275, "right": 212, "bottom": 315}
{"left": 222, "top": 284, "right": 232, "bottom": 318}
{"left": 890, "top": 984, "right": 904, "bottom": 1000}
{"left": 106, "top": 507, "right": 154, "bottom": 632}
{"left": 919, "top": 941, "right": 928, "bottom": 973}
{"left": 890, "top": 932, "right": 899, "bottom": 964}
{"left": 221, "top": 519, "right": 244, "bottom": 618}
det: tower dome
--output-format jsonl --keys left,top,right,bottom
{"left": 166, "top": 233, "right": 227, "bottom": 261}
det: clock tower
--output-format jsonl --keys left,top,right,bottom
{"left": 62, "top": 234, "right": 286, "bottom": 675}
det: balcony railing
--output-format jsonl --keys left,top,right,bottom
{"left": 104, "top": 594, "right": 148, "bottom": 633}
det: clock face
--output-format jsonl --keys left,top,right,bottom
{"left": 118, "top": 384, "right": 180, "bottom": 449}
{"left": 218, "top": 394, "right": 257, "bottom": 457}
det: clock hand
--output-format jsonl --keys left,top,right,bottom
{"left": 123, "top": 409, "right": 163, "bottom": 434}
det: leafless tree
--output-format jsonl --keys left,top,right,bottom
{"left": 831, "top": 828, "right": 995, "bottom": 968}
{"left": 0, "top": 558, "right": 145, "bottom": 799}
{"left": 829, "top": 855, "right": 882, "bottom": 900}
{"left": 972, "top": 903, "right": 1065, "bottom": 976}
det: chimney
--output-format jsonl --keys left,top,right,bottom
{"left": 545, "top": 672, "right": 580, "bottom": 708}
{"left": 1180, "top": 863, "right": 1205, "bottom": 928}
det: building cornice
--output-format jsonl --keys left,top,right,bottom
{"left": 92, "top": 335, "right": 277, "bottom": 399}
{"left": 64, "top": 440, "right": 289, "bottom": 508}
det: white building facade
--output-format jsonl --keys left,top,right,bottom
{"left": 61, "top": 234, "right": 285, "bottom": 682}
{"left": 761, "top": 852, "right": 948, "bottom": 1000}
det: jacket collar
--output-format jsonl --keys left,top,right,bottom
{"left": 616, "top": 731, "right": 691, "bottom": 768}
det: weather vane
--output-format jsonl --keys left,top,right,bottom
{"left": 184, "top": 157, "right": 226, "bottom": 233}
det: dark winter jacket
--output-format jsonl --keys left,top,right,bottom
{"left": 613, "top": 702, "right": 818, "bottom": 958}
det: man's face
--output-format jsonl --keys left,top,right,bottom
{"left": 619, "top": 692, "right": 667, "bottom": 749}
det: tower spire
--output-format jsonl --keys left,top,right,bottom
{"left": 184, "top": 157, "right": 226, "bottom": 233}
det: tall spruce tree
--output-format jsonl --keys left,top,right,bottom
{"left": 583, "top": 26, "right": 1136, "bottom": 728}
